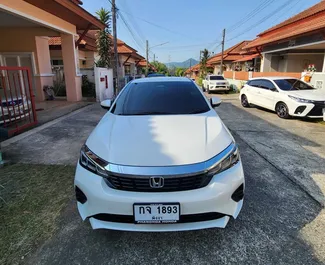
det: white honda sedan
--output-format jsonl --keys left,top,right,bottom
{"left": 240, "top": 77, "right": 325, "bottom": 119}
{"left": 75, "top": 77, "right": 245, "bottom": 232}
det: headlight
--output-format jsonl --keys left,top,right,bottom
{"left": 207, "top": 144, "right": 240, "bottom": 176}
{"left": 288, "top": 95, "right": 314, "bottom": 103}
{"left": 79, "top": 145, "right": 108, "bottom": 177}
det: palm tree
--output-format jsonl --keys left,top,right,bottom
{"left": 200, "top": 49, "right": 209, "bottom": 77}
{"left": 95, "top": 8, "right": 113, "bottom": 68}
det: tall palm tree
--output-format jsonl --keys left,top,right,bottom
{"left": 95, "top": 8, "right": 113, "bottom": 68}
{"left": 200, "top": 49, "right": 209, "bottom": 77}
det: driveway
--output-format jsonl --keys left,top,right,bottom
{"left": 2, "top": 96, "right": 325, "bottom": 265}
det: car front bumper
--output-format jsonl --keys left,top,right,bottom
{"left": 209, "top": 85, "right": 230, "bottom": 91}
{"left": 74, "top": 160, "right": 245, "bottom": 232}
{"left": 288, "top": 101, "right": 325, "bottom": 118}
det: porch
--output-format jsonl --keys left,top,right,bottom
{"left": 0, "top": 0, "right": 105, "bottom": 103}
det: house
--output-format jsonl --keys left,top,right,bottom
{"left": 0, "top": 0, "right": 106, "bottom": 102}
{"left": 245, "top": 0, "right": 325, "bottom": 76}
{"left": 48, "top": 30, "right": 145, "bottom": 87}
{"left": 207, "top": 41, "right": 260, "bottom": 74}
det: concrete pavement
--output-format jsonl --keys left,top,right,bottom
{"left": 2, "top": 96, "right": 325, "bottom": 264}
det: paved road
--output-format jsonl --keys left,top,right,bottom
{"left": 3, "top": 95, "right": 325, "bottom": 264}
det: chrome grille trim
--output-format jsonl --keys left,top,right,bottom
{"left": 104, "top": 142, "right": 235, "bottom": 176}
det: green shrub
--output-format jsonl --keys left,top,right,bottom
{"left": 197, "top": 77, "right": 203, "bottom": 87}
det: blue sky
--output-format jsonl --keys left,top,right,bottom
{"left": 83, "top": 0, "right": 320, "bottom": 64}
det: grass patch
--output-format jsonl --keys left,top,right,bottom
{"left": 0, "top": 164, "right": 75, "bottom": 264}
{"left": 318, "top": 121, "right": 325, "bottom": 125}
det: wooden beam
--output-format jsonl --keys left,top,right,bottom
{"left": 255, "top": 47, "right": 263, "bottom": 59}
{"left": 123, "top": 54, "right": 132, "bottom": 66}
{"left": 75, "top": 23, "right": 92, "bottom": 47}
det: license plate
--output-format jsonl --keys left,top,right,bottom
{"left": 133, "top": 203, "right": 180, "bottom": 224}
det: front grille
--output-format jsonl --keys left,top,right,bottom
{"left": 105, "top": 173, "right": 213, "bottom": 192}
{"left": 307, "top": 104, "right": 325, "bottom": 116}
{"left": 90, "top": 212, "right": 227, "bottom": 223}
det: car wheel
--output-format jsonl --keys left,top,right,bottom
{"left": 225, "top": 90, "right": 229, "bottom": 94}
{"left": 241, "top": 95, "right": 250, "bottom": 108}
{"left": 276, "top": 102, "right": 290, "bottom": 119}
{"left": 207, "top": 86, "right": 211, "bottom": 94}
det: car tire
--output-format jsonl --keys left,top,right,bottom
{"left": 276, "top": 102, "right": 290, "bottom": 119}
{"left": 225, "top": 90, "right": 229, "bottom": 94}
{"left": 241, "top": 95, "right": 250, "bottom": 108}
{"left": 207, "top": 86, "right": 211, "bottom": 94}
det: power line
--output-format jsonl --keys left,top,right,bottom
{"left": 118, "top": 9, "right": 201, "bottom": 41}
{"left": 226, "top": 0, "right": 294, "bottom": 43}
{"left": 227, "top": 0, "right": 277, "bottom": 33}
{"left": 118, "top": 10, "right": 145, "bottom": 52}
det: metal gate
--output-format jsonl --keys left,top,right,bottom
{"left": 0, "top": 66, "right": 37, "bottom": 138}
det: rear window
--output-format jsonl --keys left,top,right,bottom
{"left": 209, "top": 76, "right": 225, "bottom": 80}
{"left": 274, "top": 79, "right": 314, "bottom": 91}
{"left": 112, "top": 81, "right": 210, "bottom": 115}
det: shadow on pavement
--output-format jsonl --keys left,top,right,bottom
{"left": 25, "top": 102, "right": 324, "bottom": 264}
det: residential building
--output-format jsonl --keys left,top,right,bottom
{"left": 207, "top": 41, "right": 260, "bottom": 74}
{"left": 0, "top": 0, "right": 105, "bottom": 102}
{"left": 245, "top": 1, "right": 325, "bottom": 75}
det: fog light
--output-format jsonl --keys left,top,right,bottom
{"left": 75, "top": 186, "right": 87, "bottom": 204}
{"left": 231, "top": 184, "right": 244, "bottom": 202}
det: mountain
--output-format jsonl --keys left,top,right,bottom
{"left": 165, "top": 58, "right": 199, "bottom": 69}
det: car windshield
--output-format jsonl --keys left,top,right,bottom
{"left": 210, "top": 76, "right": 225, "bottom": 80}
{"left": 112, "top": 81, "right": 210, "bottom": 115}
{"left": 274, "top": 79, "right": 315, "bottom": 91}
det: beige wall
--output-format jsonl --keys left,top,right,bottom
{"left": 50, "top": 49, "right": 95, "bottom": 69}
{"left": 286, "top": 54, "right": 324, "bottom": 72}
{"left": 0, "top": 0, "right": 76, "bottom": 34}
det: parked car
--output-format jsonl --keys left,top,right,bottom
{"left": 75, "top": 77, "right": 245, "bottom": 232}
{"left": 240, "top": 77, "right": 325, "bottom": 119}
{"left": 202, "top": 75, "right": 230, "bottom": 94}
{"left": 0, "top": 95, "right": 32, "bottom": 124}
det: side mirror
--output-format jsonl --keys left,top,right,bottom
{"left": 100, "top": 99, "right": 112, "bottom": 110}
{"left": 210, "top": 97, "right": 222, "bottom": 107}
{"left": 270, "top": 87, "right": 277, "bottom": 92}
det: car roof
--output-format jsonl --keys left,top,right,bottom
{"left": 249, "top": 77, "right": 299, "bottom": 81}
{"left": 131, "top": 77, "right": 192, "bottom": 83}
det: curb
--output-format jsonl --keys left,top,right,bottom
{"left": 1, "top": 104, "right": 95, "bottom": 149}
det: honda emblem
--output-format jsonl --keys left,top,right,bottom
{"left": 149, "top": 176, "right": 164, "bottom": 188}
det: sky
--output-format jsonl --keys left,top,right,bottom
{"left": 83, "top": 0, "right": 320, "bottom": 64}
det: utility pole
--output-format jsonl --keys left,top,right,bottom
{"left": 112, "top": 0, "right": 119, "bottom": 94}
{"left": 146, "top": 40, "right": 149, "bottom": 76}
{"left": 220, "top": 28, "right": 226, "bottom": 75}
{"left": 199, "top": 50, "right": 202, "bottom": 61}
{"left": 154, "top": 54, "right": 156, "bottom": 64}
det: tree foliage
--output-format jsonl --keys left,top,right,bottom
{"left": 175, "top": 67, "right": 186, "bottom": 77}
{"left": 150, "top": 61, "right": 168, "bottom": 74}
{"left": 95, "top": 8, "right": 113, "bottom": 68}
{"left": 200, "top": 49, "right": 209, "bottom": 77}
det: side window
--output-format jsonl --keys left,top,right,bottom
{"left": 260, "top": 80, "right": 276, "bottom": 90}
{"left": 249, "top": 80, "right": 261, "bottom": 88}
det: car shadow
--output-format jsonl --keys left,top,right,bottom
{"left": 25, "top": 103, "right": 325, "bottom": 264}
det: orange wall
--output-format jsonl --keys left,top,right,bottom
{"left": 224, "top": 71, "right": 233, "bottom": 79}
{"left": 0, "top": 0, "right": 76, "bottom": 34}
{"left": 252, "top": 72, "right": 301, "bottom": 78}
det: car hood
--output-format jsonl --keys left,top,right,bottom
{"left": 286, "top": 89, "right": 325, "bottom": 101}
{"left": 86, "top": 110, "right": 233, "bottom": 167}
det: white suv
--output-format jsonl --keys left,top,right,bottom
{"left": 240, "top": 77, "right": 325, "bottom": 119}
{"left": 202, "top": 75, "right": 230, "bottom": 94}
